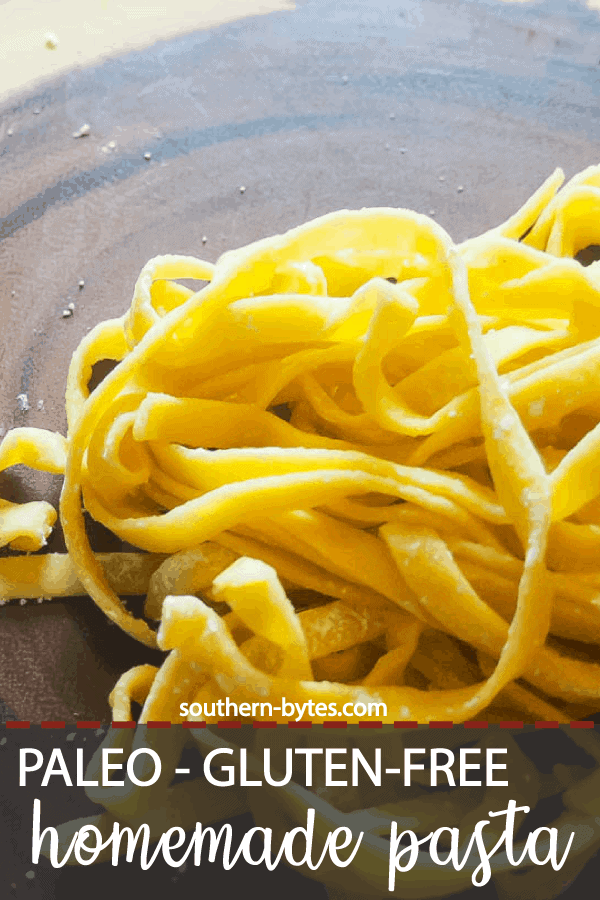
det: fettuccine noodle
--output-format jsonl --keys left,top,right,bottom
{"left": 5, "top": 165, "right": 600, "bottom": 723}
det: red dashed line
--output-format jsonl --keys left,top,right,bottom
{"left": 4, "top": 719, "right": 595, "bottom": 731}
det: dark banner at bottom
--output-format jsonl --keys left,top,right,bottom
{"left": 2, "top": 723, "right": 600, "bottom": 899}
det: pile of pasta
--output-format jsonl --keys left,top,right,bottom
{"left": 4, "top": 165, "right": 600, "bottom": 723}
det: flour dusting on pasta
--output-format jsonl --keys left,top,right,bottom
{"left": 4, "top": 165, "right": 600, "bottom": 723}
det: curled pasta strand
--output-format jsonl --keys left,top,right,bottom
{"left": 0, "top": 427, "right": 66, "bottom": 549}
{"left": 124, "top": 255, "right": 215, "bottom": 348}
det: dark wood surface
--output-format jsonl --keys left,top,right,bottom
{"left": 2, "top": 0, "right": 600, "bottom": 721}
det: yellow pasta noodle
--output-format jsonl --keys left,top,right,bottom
{"left": 6, "top": 165, "right": 600, "bottom": 725}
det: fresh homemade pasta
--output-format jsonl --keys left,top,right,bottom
{"left": 5, "top": 165, "right": 600, "bottom": 723}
